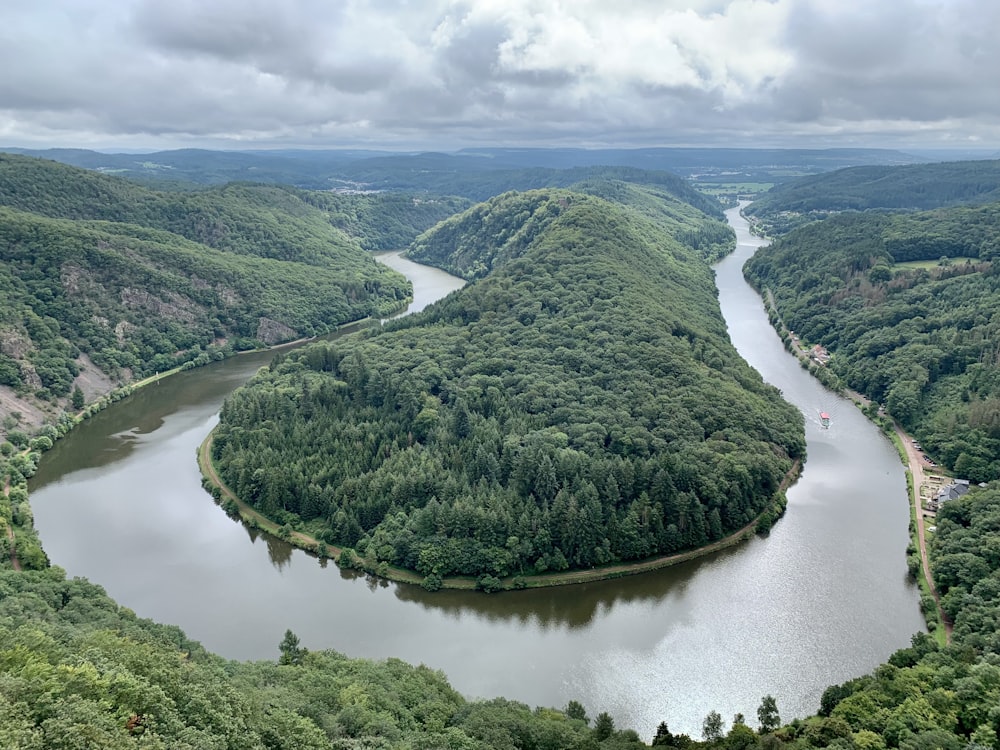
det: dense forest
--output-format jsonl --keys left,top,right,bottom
{"left": 4, "top": 149, "right": 1000, "bottom": 747}
{"left": 0, "top": 154, "right": 463, "bottom": 265}
{"left": 744, "top": 203, "right": 1000, "bottom": 482}
{"left": 407, "top": 180, "right": 735, "bottom": 279}
{"left": 748, "top": 160, "right": 1000, "bottom": 234}
{"left": 0, "top": 154, "right": 465, "bottom": 431}
{"left": 211, "top": 189, "right": 804, "bottom": 587}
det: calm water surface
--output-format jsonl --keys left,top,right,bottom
{"left": 32, "top": 227, "right": 923, "bottom": 737}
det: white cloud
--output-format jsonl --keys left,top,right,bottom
{"left": 0, "top": 0, "right": 997, "bottom": 149}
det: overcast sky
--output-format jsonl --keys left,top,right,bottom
{"left": 2, "top": 0, "right": 999, "bottom": 152}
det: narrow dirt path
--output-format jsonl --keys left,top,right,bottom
{"left": 895, "top": 422, "right": 952, "bottom": 642}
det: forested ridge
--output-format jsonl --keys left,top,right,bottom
{"left": 744, "top": 203, "right": 1000, "bottom": 482}
{"left": 748, "top": 160, "right": 1000, "bottom": 234}
{"left": 0, "top": 154, "right": 467, "bottom": 431}
{"left": 0, "top": 153, "right": 463, "bottom": 265}
{"left": 212, "top": 189, "right": 804, "bottom": 587}
{"left": 5, "top": 146, "right": 924, "bottom": 199}
{"left": 330, "top": 162, "right": 729, "bottom": 213}
{"left": 406, "top": 181, "right": 734, "bottom": 281}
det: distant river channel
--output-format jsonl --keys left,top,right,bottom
{"left": 31, "top": 212, "right": 923, "bottom": 738}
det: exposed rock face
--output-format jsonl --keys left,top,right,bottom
{"left": 0, "top": 386, "right": 48, "bottom": 433}
{"left": 61, "top": 263, "right": 103, "bottom": 297}
{"left": 216, "top": 285, "right": 240, "bottom": 305}
{"left": 73, "top": 353, "right": 116, "bottom": 402}
{"left": 114, "top": 321, "right": 137, "bottom": 344}
{"left": 120, "top": 288, "right": 197, "bottom": 323}
{"left": 20, "top": 364, "right": 41, "bottom": 390}
{"left": 256, "top": 317, "right": 298, "bottom": 345}
{"left": 0, "top": 327, "right": 31, "bottom": 359}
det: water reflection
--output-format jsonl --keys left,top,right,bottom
{"left": 389, "top": 551, "right": 735, "bottom": 631}
{"left": 264, "top": 535, "right": 295, "bottom": 570}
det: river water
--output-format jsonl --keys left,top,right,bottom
{"left": 30, "top": 217, "right": 923, "bottom": 738}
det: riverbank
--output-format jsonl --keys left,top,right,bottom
{"left": 756, "top": 283, "right": 950, "bottom": 643}
{"left": 0, "top": 307, "right": 398, "bottom": 577}
{"left": 198, "top": 428, "right": 801, "bottom": 592}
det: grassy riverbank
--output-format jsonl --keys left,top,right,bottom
{"left": 199, "top": 428, "right": 799, "bottom": 592}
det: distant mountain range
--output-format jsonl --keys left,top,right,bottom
{"left": 1, "top": 145, "right": 932, "bottom": 194}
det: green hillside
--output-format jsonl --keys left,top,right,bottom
{"left": 211, "top": 190, "right": 804, "bottom": 586}
{"left": 0, "top": 153, "right": 462, "bottom": 265}
{"left": 744, "top": 203, "right": 1000, "bottom": 481}
{"left": 748, "top": 160, "right": 1000, "bottom": 234}
{"left": 407, "top": 181, "right": 733, "bottom": 280}
{"left": 0, "top": 154, "right": 420, "bottom": 430}
{"left": 4, "top": 153, "right": 1000, "bottom": 749}
{"left": 301, "top": 191, "right": 471, "bottom": 252}
{"left": 331, "top": 162, "right": 727, "bottom": 214}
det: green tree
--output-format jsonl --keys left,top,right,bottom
{"left": 726, "top": 722, "right": 758, "bottom": 750}
{"left": 278, "top": 629, "right": 305, "bottom": 666}
{"left": 71, "top": 385, "right": 85, "bottom": 410}
{"left": 594, "top": 711, "right": 615, "bottom": 741}
{"left": 652, "top": 721, "right": 674, "bottom": 746}
{"left": 757, "top": 694, "right": 780, "bottom": 734}
{"left": 703, "top": 710, "right": 725, "bottom": 742}
{"left": 566, "top": 700, "right": 589, "bottom": 725}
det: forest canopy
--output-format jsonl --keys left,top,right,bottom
{"left": 0, "top": 154, "right": 464, "bottom": 428}
{"left": 748, "top": 159, "right": 1000, "bottom": 235}
{"left": 744, "top": 203, "right": 1000, "bottom": 481}
{"left": 212, "top": 189, "right": 804, "bottom": 584}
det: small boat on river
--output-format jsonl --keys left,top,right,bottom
{"left": 820, "top": 411, "right": 830, "bottom": 428}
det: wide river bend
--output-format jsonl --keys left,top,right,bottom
{"left": 31, "top": 209, "right": 923, "bottom": 737}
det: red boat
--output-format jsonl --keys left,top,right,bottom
{"left": 820, "top": 411, "right": 830, "bottom": 428}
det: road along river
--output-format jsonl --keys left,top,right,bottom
{"left": 31, "top": 221, "right": 923, "bottom": 738}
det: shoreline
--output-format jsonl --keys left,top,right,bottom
{"left": 755, "top": 282, "right": 951, "bottom": 643}
{"left": 1, "top": 306, "right": 404, "bottom": 574}
{"left": 198, "top": 427, "right": 801, "bottom": 592}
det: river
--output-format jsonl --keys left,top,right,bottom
{"left": 30, "top": 217, "right": 923, "bottom": 739}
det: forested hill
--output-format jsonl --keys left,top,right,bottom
{"left": 6, "top": 145, "right": 923, "bottom": 195}
{"left": 0, "top": 153, "right": 466, "bottom": 264}
{"left": 407, "top": 182, "right": 734, "bottom": 280}
{"left": 744, "top": 203, "right": 1000, "bottom": 481}
{"left": 0, "top": 154, "right": 427, "bottom": 431}
{"left": 212, "top": 190, "right": 805, "bottom": 587}
{"left": 748, "top": 160, "right": 1000, "bottom": 234}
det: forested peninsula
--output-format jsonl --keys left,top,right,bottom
{"left": 211, "top": 187, "right": 805, "bottom": 588}
{"left": 744, "top": 202, "right": 1000, "bottom": 482}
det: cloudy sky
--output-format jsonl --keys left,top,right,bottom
{"left": 2, "top": 0, "right": 998, "bottom": 151}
